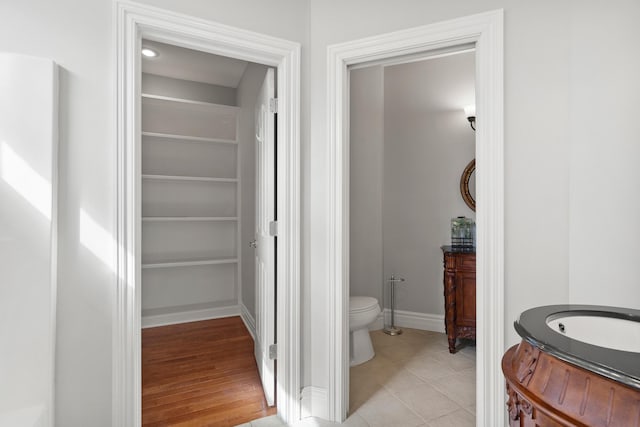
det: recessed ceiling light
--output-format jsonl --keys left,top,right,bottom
{"left": 141, "top": 48, "right": 158, "bottom": 58}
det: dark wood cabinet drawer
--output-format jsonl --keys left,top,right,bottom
{"left": 457, "top": 255, "right": 476, "bottom": 271}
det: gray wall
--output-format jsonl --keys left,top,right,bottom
{"left": 237, "top": 63, "right": 269, "bottom": 322}
{"left": 142, "top": 72, "right": 237, "bottom": 105}
{"left": 383, "top": 53, "right": 475, "bottom": 316}
{"left": 349, "top": 66, "right": 384, "bottom": 303}
{"left": 349, "top": 53, "right": 475, "bottom": 317}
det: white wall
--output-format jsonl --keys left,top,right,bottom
{"left": 2, "top": 0, "right": 640, "bottom": 424}
{"left": 568, "top": 1, "right": 640, "bottom": 307}
{"left": 0, "top": 2, "right": 116, "bottom": 425}
{"left": 310, "top": 0, "right": 638, "bottom": 411}
{"left": 308, "top": 0, "right": 573, "bottom": 401}
{"left": 0, "top": 1, "right": 309, "bottom": 425}
{"left": 237, "top": 63, "right": 269, "bottom": 321}
{"left": 0, "top": 54, "right": 57, "bottom": 427}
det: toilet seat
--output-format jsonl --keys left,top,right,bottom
{"left": 350, "top": 296, "right": 379, "bottom": 313}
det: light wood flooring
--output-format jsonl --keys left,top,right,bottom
{"left": 142, "top": 316, "right": 276, "bottom": 426}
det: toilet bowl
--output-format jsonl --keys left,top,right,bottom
{"left": 349, "top": 296, "right": 381, "bottom": 366}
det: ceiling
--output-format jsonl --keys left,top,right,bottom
{"left": 141, "top": 40, "right": 248, "bottom": 88}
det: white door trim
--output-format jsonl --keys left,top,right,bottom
{"left": 327, "top": 10, "right": 504, "bottom": 425}
{"left": 114, "top": 1, "right": 301, "bottom": 425}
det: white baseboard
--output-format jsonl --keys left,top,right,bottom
{"left": 370, "top": 309, "right": 445, "bottom": 334}
{"left": 141, "top": 305, "right": 240, "bottom": 328}
{"left": 300, "top": 386, "right": 328, "bottom": 420}
{"left": 239, "top": 303, "right": 256, "bottom": 340}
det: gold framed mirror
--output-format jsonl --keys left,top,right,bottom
{"left": 460, "top": 159, "right": 475, "bottom": 211}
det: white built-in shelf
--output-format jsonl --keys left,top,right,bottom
{"left": 141, "top": 81, "right": 241, "bottom": 325}
{"left": 141, "top": 93, "right": 240, "bottom": 111}
{"left": 142, "top": 216, "right": 238, "bottom": 222}
{"left": 142, "top": 131, "right": 237, "bottom": 145}
{"left": 142, "top": 174, "right": 238, "bottom": 183}
{"left": 142, "top": 257, "right": 239, "bottom": 269}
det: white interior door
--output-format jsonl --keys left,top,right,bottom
{"left": 254, "top": 68, "right": 276, "bottom": 406}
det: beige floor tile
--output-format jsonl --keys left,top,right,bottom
{"left": 430, "top": 351, "right": 476, "bottom": 370}
{"left": 376, "top": 341, "right": 422, "bottom": 363}
{"left": 380, "top": 367, "right": 426, "bottom": 392}
{"left": 394, "top": 383, "right": 463, "bottom": 421}
{"left": 347, "top": 327, "right": 476, "bottom": 427}
{"left": 429, "top": 372, "right": 476, "bottom": 407}
{"left": 407, "top": 342, "right": 449, "bottom": 360}
{"left": 404, "top": 355, "right": 457, "bottom": 381}
{"left": 341, "top": 413, "right": 371, "bottom": 426}
{"left": 456, "top": 342, "right": 477, "bottom": 360}
{"left": 294, "top": 417, "right": 341, "bottom": 426}
{"left": 294, "top": 413, "right": 371, "bottom": 427}
{"left": 353, "top": 357, "right": 402, "bottom": 385}
{"left": 425, "top": 408, "right": 475, "bottom": 427}
{"left": 356, "top": 353, "right": 399, "bottom": 372}
{"left": 393, "top": 329, "right": 433, "bottom": 346}
{"left": 355, "top": 387, "right": 424, "bottom": 427}
{"left": 456, "top": 366, "right": 476, "bottom": 379}
{"left": 370, "top": 330, "right": 401, "bottom": 348}
{"left": 350, "top": 372, "right": 386, "bottom": 411}
{"left": 250, "top": 415, "right": 287, "bottom": 426}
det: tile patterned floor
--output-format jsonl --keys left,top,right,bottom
{"left": 236, "top": 328, "right": 476, "bottom": 427}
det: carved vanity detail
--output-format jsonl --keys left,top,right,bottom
{"left": 503, "top": 305, "right": 640, "bottom": 427}
{"left": 441, "top": 246, "right": 476, "bottom": 353}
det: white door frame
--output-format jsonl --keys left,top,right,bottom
{"left": 113, "top": 1, "right": 301, "bottom": 425}
{"left": 327, "top": 10, "right": 504, "bottom": 425}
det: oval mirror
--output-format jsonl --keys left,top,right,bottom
{"left": 460, "top": 159, "right": 475, "bottom": 211}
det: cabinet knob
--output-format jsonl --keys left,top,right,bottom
{"left": 249, "top": 240, "right": 257, "bottom": 248}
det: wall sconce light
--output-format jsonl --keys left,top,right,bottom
{"left": 464, "top": 105, "right": 476, "bottom": 131}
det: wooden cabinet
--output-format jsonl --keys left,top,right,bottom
{"left": 441, "top": 246, "right": 476, "bottom": 353}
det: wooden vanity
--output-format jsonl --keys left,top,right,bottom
{"left": 441, "top": 246, "right": 476, "bottom": 353}
{"left": 503, "top": 305, "right": 640, "bottom": 427}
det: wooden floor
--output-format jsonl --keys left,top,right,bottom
{"left": 142, "top": 317, "right": 276, "bottom": 426}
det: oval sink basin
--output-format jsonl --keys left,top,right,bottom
{"left": 547, "top": 314, "right": 640, "bottom": 353}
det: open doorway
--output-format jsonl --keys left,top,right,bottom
{"left": 347, "top": 50, "right": 477, "bottom": 425}
{"left": 326, "top": 11, "right": 504, "bottom": 424}
{"left": 114, "top": 3, "right": 301, "bottom": 425}
{"left": 138, "top": 40, "right": 277, "bottom": 425}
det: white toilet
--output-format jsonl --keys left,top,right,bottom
{"left": 349, "top": 296, "right": 381, "bottom": 366}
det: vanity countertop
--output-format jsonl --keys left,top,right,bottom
{"left": 440, "top": 245, "right": 475, "bottom": 254}
{"left": 515, "top": 304, "right": 640, "bottom": 391}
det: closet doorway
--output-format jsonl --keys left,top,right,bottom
{"left": 113, "top": 4, "right": 301, "bottom": 425}
{"left": 139, "top": 40, "right": 277, "bottom": 425}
